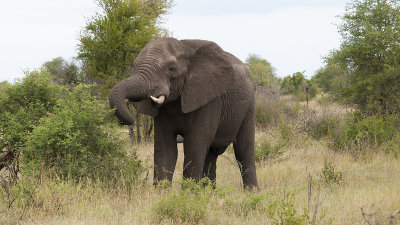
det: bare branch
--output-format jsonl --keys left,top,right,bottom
{"left": 389, "top": 209, "right": 400, "bottom": 225}
{"left": 361, "top": 206, "right": 380, "bottom": 225}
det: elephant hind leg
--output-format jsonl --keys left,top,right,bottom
{"left": 202, "top": 149, "right": 219, "bottom": 183}
{"left": 233, "top": 108, "right": 258, "bottom": 190}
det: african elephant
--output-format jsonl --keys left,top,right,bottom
{"left": 109, "top": 38, "right": 258, "bottom": 189}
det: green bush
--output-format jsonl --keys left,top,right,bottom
{"left": 152, "top": 178, "right": 212, "bottom": 224}
{"left": 268, "top": 193, "right": 311, "bottom": 225}
{"left": 331, "top": 113, "right": 400, "bottom": 155}
{"left": 225, "top": 191, "right": 315, "bottom": 223}
{"left": 255, "top": 140, "right": 285, "bottom": 162}
{"left": 0, "top": 70, "right": 142, "bottom": 186}
{"left": 0, "top": 70, "right": 61, "bottom": 156}
{"left": 321, "top": 160, "right": 343, "bottom": 185}
{"left": 22, "top": 84, "right": 142, "bottom": 185}
{"left": 224, "top": 192, "right": 267, "bottom": 217}
{"left": 280, "top": 72, "right": 318, "bottom": 101}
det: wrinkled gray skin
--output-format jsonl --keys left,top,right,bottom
{"left": 109, "top": 38, "right": 258, "bottom": 189}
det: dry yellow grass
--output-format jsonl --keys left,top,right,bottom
{"left": 2, "top": 134, "right": 398, "bottom": 225}
{"left": 1, "top": 98, "right": 400, "bottom": 225}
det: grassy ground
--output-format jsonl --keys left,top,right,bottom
{"left": 1, "top": 98, "right": 400, "bottom": 225}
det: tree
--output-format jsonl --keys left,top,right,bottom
{"left": 0, "top": 70, "right": 61, "bottom": 172}
{"left": 328, "top": 0, "right": 400, "bottom": 114}
{"left": 0, "top": 81, "right": 9, "bottom": 90}
{"left": 245, "top": 54, "right": 277, "bottom": 90}
{"left": 43, "top": 57, "right": 83, "bottom": 85}
{"left": 281, "top": 72, "right": 305, "bottom": 95}
{"left": 312, "top": 63, "right": 348, "bottom": 96}
{"left": 281, "top": 72, "right": 318, "bottom": 100}
{"left": 78, "top": 0, "right": 172, "bottom": 144}
{"left": 77, "top": 0, "right": 172, "bottom": 92}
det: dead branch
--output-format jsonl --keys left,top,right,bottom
{"left": 306, "top": 173, "right": 321, "bottom": 225}
{"left": 389, "top": 209, "right": 400, "bottom": 225}
{"left": 361, "top": 206, "right": 380, "bottom": 225}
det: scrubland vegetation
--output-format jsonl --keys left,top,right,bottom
{"left": 1, "top": 0, "right": 400, "bottom": 224}
{"left": 1, "top": 71, "right": 399, "bottom": 225}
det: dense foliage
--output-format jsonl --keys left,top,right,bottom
{"left": 312, "top": 63, "right": 348, "bottom": 96}
{"left": 331, "top": 113, "right": 400, "bottom": 156}
{"left": 280, "top": 72, "right": 318, "bottom": 100}
{"left": 77, "top": 0, "right": 172, "bottom": 93}
{"left": 43, "top": 57, "right": 84, "bottom": 86}
{"left": 0, "top": 70, "right": 60, "bottom": 154}
{"left": 0, "top": 70, "right": 142, "bottom": 183}
{"left": 245, "top": 54, "right": 278, "bottom": 90}
{"left": 323, "top": 0, "right": 400, "bottom": 114}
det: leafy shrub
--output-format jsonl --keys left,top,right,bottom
{"left": 279, "top": 121, "right": 293, "bottom": 143}
{"left": 152, "top": 191, "right": 207, "bottom": 224}
{"left": 223, "top": 190, "right": 323, "bottom": 223}
{"left": 0, "top": 70, "right": 61, "bottom": 154}
{"left": 224, "top": 192, "right": 267, "bottom": 217}
{"left": 321, "top": 160, "right": 343, "bottom": 185}
{"left": 280, "top": 72, "right": 318, "bottom": 101}
{"left": 331, "top": 113, "right": 400, "bottom": 155}
{"left": 152, "top": 178, "right": 212, "bottom": 224}
{"left": 226, "top": 191, "right": 314, "bottom": 223}
{"left": 255, "top": 140, "right": 285, "bottom": 162}
{"left": 0, "top": 70, "right": 142, "bottom": 186}
{"left": 268, "top": 193, "right": 311, "bottom": 225}
{"left": 22, "top": 84, "right": 142, "bottom": 185}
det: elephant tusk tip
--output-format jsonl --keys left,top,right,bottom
{"left": 150, "top": 95, "right": 165, "bottom": 104}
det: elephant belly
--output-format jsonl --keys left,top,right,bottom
{"left": 210, "top": 92, "right": 251, "bottom": 153}
{"left": 211, "top": 121, "right": 241, "bottom": 153}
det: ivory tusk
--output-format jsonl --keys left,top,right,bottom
{"left": 150, "top": 95, "right": 165, "bottom": 104}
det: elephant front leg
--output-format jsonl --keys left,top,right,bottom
{"left": 182, "top": 135, "right": 210, "bottom": 182}
{"left": 153, "top": 120, "right": 178, "bottom": 185}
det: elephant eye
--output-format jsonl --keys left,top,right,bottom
{"left": 169, "top": 67, "right": 176, "bottom": 72}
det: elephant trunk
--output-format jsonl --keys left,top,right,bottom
{"left": 109, "top": 75, "right": 148, "bottom": 125}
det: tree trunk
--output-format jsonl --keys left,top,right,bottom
{"left": 145, "top": 117, "right": 153, "bottom": 141}
{"left": 0, "top": 149, "right": 14, "bottom": 171}
{"left": 127, "top": 105, "right": 135, "bottom": 145}
{"left": 136, "top": 112, "right": 141, "bottom": 144}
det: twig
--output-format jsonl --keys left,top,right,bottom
{"left": 361, "top": 206, "right": 380, "bottom": 225}
{"left": 307, "top": 173, "right": 321, "bottom": 225}
{"left": 389, "top": 209, "right": 400, "bottom": 225}
{"left": 307, "top": 173, "right": 312, "bottom": 213}
{"left": 311, "top": 184, "right": 321, "bottom": 225}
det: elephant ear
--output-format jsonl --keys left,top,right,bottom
{"left": 133, "top": 99, "right": 158, "bottom": 116}
{"left": 181, "top": 43, "right": 235, "bottom": 113}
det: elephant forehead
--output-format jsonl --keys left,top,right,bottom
{"left": 143, "top": 39, "right": 182, "bottom": 56}
{"left": 136, "top": 48, "right": 177, "bottom": 67}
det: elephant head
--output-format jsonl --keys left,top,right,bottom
{"left": 109, "top": 38, "right": 235, "bottom": 125}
